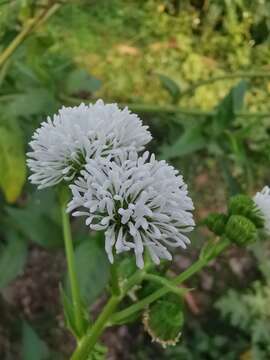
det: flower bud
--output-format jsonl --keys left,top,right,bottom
{"left": 228, "top": 194, "right": 264, "bottom": 229}
{"left": 143, "top": 295, "right": 184, "bottom": 348}
{"left": 225, "top": 214, "right": 257, "bottom": 246}
{"left": 204, "top": 213, "right": 228, "bottom": 236}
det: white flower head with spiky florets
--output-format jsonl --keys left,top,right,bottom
{"left": 67, "top": 152, "right": 195, "bottom": 268}
{"left": 253, "top": 186, "right": 270, "bottom": 234}
{"left": 27, "top": 100, "right": 152, "bottom": 189}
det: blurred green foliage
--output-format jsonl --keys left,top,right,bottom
{"left": 0, "top": 0, "right": 270, "bottom": 359}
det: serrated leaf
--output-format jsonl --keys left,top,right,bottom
{"left": 6, "top": 189, "right": 63, "bottom": 248}
{"left": 157, "top": 73, "right": 181, "bottom": 103}
{"left": 66, "top": 69, "right": 102, "bottom": 95}
{"left": 22, "top": 322, "right": 49, "bottom": 360}
{"left": 0, "top": 118, "right": 26, "bottom": 203}
{"left": 67, "top": 235, "right": 110, "bottom": 305}
{"left": 160, "top": 125, "right": 207, "bottom": 160}
{"left": 0, "top": 231, "right": 27, "bottom": 289}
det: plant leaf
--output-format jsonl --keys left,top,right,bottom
{"left": 0, "top": 118, "right": 26, "bottom": 203}
{"left": 6, "top": 189, "right": 63, "bottom": 248}
{"left": 212, "top": 80, "right": 248, "bottom": 136}
{"left": 157, "top": 73, "right": 181, "bottom": 103}
{"left": 160, "top": 125, "right": 207, "bottom": 159}
{"left": 0, "top": 231, "right": 27, "bottom": 289}
{"left": 66, "top": 69, "right": 102, "bottom": 95}
{"left": 67, "top": 234, "right": 110, "bottom": 305}
{"left": 22, "top": 322, "right": 49, "bottom": 360}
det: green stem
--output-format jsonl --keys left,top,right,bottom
{"left": 71, "top": 296, "right": 120, "bottom": 360}
{"left": 71, "top": 266, "right": 150, "bottom": 359}
{"left": 0, "top": 1, "right": 63, "bottom": 68}
{"left": 179, "top": 71, "right": 270, "bottom": 97}
{"left": 60, "top": 199, "right": 84, "bottom": 338}
{"left": 143, "top": 273, "right": 186, "bottom": 297}
{"left": 59, "top": 94, "right": 270, "bottom": 119}
{"left": 111, "top": 238, "right": 230, "bottom": 324}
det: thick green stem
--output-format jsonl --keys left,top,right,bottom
{"left": 71, "top": 296, "right": 120, "bottom": 360}
{"left": 111, "top": 238, "right": 230, "bottom": 324}
{"left": 60, "top": 199, "right": 84, "bottom": 338}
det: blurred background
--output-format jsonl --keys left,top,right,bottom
{"left": 0, "top": 0, "right": 270, "bottom": 359}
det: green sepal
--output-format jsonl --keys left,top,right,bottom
{"left": 203, "top": 213, "right": 228, "bottom": 236}
{"left": 143, "top": 294, "right": 184, "bottom": 348}
{"left": 228, "top": 195, "right": 264, "bottom": 229}
{"left": 225, "top": 214, "right": 257, "bottom": 246}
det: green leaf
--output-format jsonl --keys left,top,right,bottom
{"left": 22, "top": 322, "right": 49, "bottom": 360}
{"left": 66, "top": 69, "right": 102, "bottom": 95}
{"left": 212, "top": 80, "right": 248, "bottom": 136}
{"left": 0, "top": 118, "right": 26, "bottom": 203}
{"left": 59, "top": 284, "right": 89, "bottom": 338}
{"left": 68, "top": 234, "right": 110, "bottom": 305}
{"left": 0, "top": 231, "right": 27, "bottom": 289}
{"left": 160, "top": 125, "right": 207, "bottom": 159}
{"left": 157, "top": 73, "right": 181, "bottom": 103}
{"left": 6, "top": 189, "right": 63, "bottom": 248}
{"left": 6, "top": 88, "right": 57, "bottom": 117}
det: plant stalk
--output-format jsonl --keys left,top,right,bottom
{"left": 71, "top": 296, "right": 120, "bottom": 360}
{"left": 110, "top": 238, "right": 230, "bottom": 324}
{"left": 60, "top": 199, "right": 84, "bottom": 338}
{"left": 0, "top": 1, "right": 63, "bottom": 68}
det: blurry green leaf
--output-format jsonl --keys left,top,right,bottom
{"left": 22, "top": 322, "right": 49, "bottom": 360}
{"left": 0, "top": 231, "right": 27, "bottom": 289}
{"left": 213, "top": 80, "right": 248, "bottom": 136}
{"left": 160, "top": 125, "right": 207, "bottom": 159}
{"left": 66, "top": 69, "right": 102, "bottom": 95}
{"left": 69, "top": 234, "right": 110, "bottom": 305}
{"left": 6, "top": 88, "right": 57, "bottom": 117}
{"left": 60, "top": 284, "right": 89, "bottom": 338}
{"left": 157, "top": 73, "right": 181, "bottom": 103}
{"left": 6, "top": 189, "right": 63, "bottom": 248}
{"left": 0, "top": 118, "right": 26, "bottom": 203}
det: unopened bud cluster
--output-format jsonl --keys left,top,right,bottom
{"left": 204, "top": 191, "right": 270, "bottom": 246}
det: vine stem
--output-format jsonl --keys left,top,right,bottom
{"left": 60, "top": 196, "right": 84, "bottom": 338}
{"left": 0, "top": 1, "right": 63, "bottom": 68}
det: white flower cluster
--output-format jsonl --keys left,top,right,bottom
{"left": 67, "top": 152, "right": 194, "bottom": 268}
{"left": 253, "top": 186, "right": 270, "bottom": 234}
{"left": 28, "top": 100, "right": 195, "bottom": 267}
{"left": 27, "top": 100, "right": 151, "bottom": 189}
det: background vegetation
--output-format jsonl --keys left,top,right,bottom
{"left": 0, "top": 0, "right": 270, "bottom": 359}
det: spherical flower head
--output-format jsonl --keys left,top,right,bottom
{"left": 27, "top": 100, "right": 152, "bottom": 189}
{"left": 253, "top": 186, "right": 270, "bottom": 234}
{"left": 67, "top": 152, "right": 195, "bottom": 268}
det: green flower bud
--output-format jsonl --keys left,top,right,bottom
{"left": 228, "top": 195, "right": 264, "bottom": 229}
{"left": 225, "top": 214, "right": 257, "bottom": 246}
{"left": 143, "top": 295, "right": 184, "bottom": 348}
{"left": 204, "top": 213, "right": 228, "bottom": 236}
